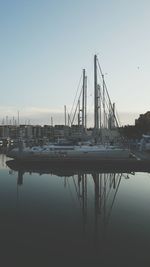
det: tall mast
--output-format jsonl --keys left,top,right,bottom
{"left": 78, "top": 99, "right": 81, "bottom": 126}
{"left": 97, "top": 84, "right": 101, "bottom": 130}
{"left": 102, "top": 74, "right": 106, "bottom": 128}
{"left": 94, "top": 55, "right": 99, "bottom": 130}
{"left": 82, "top": 69, "right": 85, "bottom": 128}
{"left": 85, "top": 75, "right": 87, "bottom": 130}
{"left": 64, "top": 105, "right": 67, "bottom": 126}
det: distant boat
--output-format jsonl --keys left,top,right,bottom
{"left": 7, "top": 55, "right": 131, "bottom": 162}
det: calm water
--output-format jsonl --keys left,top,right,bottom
{"left": 0, "top": 154, "right": 150, "bottom": 266}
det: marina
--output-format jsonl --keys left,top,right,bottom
{"left": 6, "top": 55, "right": 132, "bottom": 163}
{"left": 1, "top": 54, "right": 150, "bottom": 266}
{"left": 1, "top": 1, "right": 150, "bottom": 266}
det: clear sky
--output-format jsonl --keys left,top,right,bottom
{"left": 0, "top": 0, "right": 150, "bottom": 126}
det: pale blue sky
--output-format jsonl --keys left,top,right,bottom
{"left": 0, "top": 0, "right": 150, "bottom": 125}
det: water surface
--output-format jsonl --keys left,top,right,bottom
{"left": 0, "top": 154, "right": 150, "bottom": 266}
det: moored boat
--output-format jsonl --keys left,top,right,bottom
{"left": 7, "top": 55, "right": 131, "bottom": 162}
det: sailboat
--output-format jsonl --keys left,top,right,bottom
{"left": 7, "top": 55, "right": 131, "bottom": 162}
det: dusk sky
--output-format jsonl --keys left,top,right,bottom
{"left": 0, "top": 0, "right": 150, "bottom": 126}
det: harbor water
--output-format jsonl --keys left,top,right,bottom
{"left": 1, "top": 154, "right": 150, "bottom": 266}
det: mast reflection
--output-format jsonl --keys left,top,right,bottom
{"left": 6, "top": 159, "right": 132, "bottom": 248}
{"left": 17, "top": 170, "right": 24, "bottom": 185}
{"left": 72, "top": 172, "right": 130, "bottom": 248}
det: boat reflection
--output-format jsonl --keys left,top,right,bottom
{"left": 6, "top": 159, "right": 132, "bottom": 249}
{"left": 6, "top": 157, "right": 148, "bottom": 176}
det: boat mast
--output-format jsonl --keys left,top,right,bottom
{"left": 94, "top": 55, "right": 99, "bottom": 131}
{"left": 82, "top": 69, "right": 85, "bottom": 128}
{"left": 85, "top": 74, "right": 87, "bottom": 130}
{"left": 78, "top": 99, "right": 81, "bottom": 126}
{"left": 102, "top": 74, "right": 106, "bottom": 128}
{"left": 82, "top": 69, "right": 87, "bottom": 130}
{"left": 64, "top": 105, "right": 67, "bottom": 126}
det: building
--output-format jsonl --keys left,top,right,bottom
{"left": 135, "top": 111, "right": 150, "bottom": 134}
